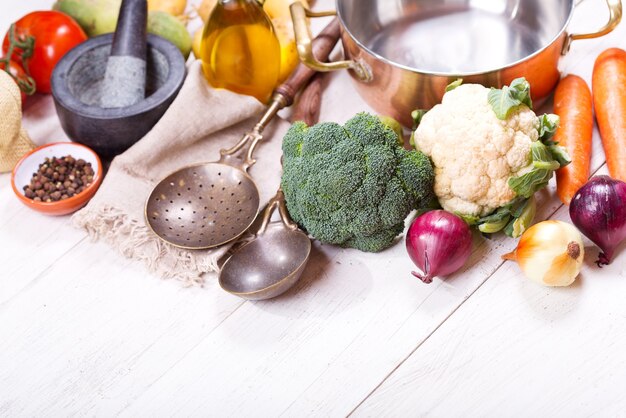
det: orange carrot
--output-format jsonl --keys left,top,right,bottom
{"left": 592, "top": 48, "right": 626, "bottom": 182}
{"left": 553, "top": 74, "right": 593, "bottom": 205}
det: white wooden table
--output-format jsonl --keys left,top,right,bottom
{"left": 2, "top": 0, "right": 626, "bottom": 416}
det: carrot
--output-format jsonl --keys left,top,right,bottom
{"left": 553, "top": 74, "right": 593, "bottom": 205}
{"left": 592, "top": 48, "right": 626, "bottom": 182}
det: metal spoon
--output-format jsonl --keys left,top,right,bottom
{"left": 218, "top": 70, "right": 326, "bottom": 300}
{"left": 218, "top": 189, "right": 311, "bottom": 300}
{"left": 145, "top": 18, "right": 341, "bottom": 249}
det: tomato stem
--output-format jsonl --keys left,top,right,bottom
{"left": 7, "top": 23, "right": 35, "bottom": 61}
{"left": 1, "top": 23, "right": 36, "bottom": 95}
{"left": 17, "top": 75, "right": 36, "bottom": 95}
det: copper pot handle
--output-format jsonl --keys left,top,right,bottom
{"left": 290, "top": 2, "right": 372, "bottom": 81}
{"left": 562, "top": 0, "right": 622, "bottom": 54}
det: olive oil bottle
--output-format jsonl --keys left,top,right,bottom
{"left": 200, "top": 0, "right": 281, "bottom": 103}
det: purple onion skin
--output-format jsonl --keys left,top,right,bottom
{"left": 405, "top": 210, "right": 473, "bottom": 284}
{"left": 570, "top": 175, "right": 626, "bottom": 266}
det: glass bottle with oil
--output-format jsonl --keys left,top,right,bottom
{"left": 200, "top": 0, "right": 281, "bottom": 103}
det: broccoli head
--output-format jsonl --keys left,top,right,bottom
{"left": 281, "top": 112, "right": 435, "bottom": 252}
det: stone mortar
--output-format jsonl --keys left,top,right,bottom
{"left": 51, "top": 34, "right": 186, "bottom": 157}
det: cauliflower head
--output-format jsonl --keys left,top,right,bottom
{"left": 414, "top": 83, "right": 540, "bottom": 217}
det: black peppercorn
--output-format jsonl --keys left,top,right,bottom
{"left": 23, "top": 155, "right": 95, "bottom": 203}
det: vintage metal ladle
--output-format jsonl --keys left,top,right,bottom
{"left": 218, "top": 67, "right": 326, "bottom": 300}
{"left": 218, "top": 189, "right": 311, "bottom": 300}
{"left": 145, "top": 18, "right": 341, "bottom": 249}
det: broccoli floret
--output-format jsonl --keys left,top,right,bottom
{"left": 281, "top": 112, "right": 435, "bottom": 252}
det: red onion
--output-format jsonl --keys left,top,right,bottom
{"left": 406, "top": 210, "right": 473, "bottom": 284}
{"left": 569, "top": 175, "right": 626, "bottom": 266}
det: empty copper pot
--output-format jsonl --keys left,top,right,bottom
{"left": 291, "top": 0, "right": 622, "bottom": 126}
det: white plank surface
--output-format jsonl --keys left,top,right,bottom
{"left": 353, "top": 3, "right": 626, "bottom": 414}
{"left": 1, "top": 0, "right": 625, "bottom": 416}
{"left": 354, "top": 168, "right": 626, "bottom": 418}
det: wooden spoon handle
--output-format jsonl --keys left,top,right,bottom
{"left": 291, "top": 72, "right": 325, "bottom": 126}
{"left": 274, "top": 17, "right": 340, "bottom": 107}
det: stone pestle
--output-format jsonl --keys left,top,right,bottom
{"left": 100, "top": 0, "right": 147, "bottom": 108}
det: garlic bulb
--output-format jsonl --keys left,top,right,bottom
{"left": 502, "top": 220, "right": 584, "bottom": 286}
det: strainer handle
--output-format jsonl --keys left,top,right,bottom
{"left": 220, "top": 17, "right": 342, "bottom": 171}
{"left": 253, "top": 15, "right": 342, "bottom": 135}
{"left": 259, "top": 64, "right": 327, "bottom": 236}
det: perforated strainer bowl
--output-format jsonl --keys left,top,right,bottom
{"left": 145, "top": 162, "right": 260, "bottom": 249}
{"left": 145, "top": 110, "right": 272, "bottom": 249}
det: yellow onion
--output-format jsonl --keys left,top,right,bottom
{"left": 502, "top": 220, "right": 584, "bottom": 286}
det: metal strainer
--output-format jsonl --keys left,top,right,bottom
{"left": 145, "top": 18, "right": 341, "bottom": 249}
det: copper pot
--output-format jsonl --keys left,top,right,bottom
{"left": 291, "top": 0, "right": 622, "bottom": 126}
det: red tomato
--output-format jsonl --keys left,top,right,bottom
{"left": 0, "top": 58, "right": 34, "bottom": 105}
{"left": 2, "top": 11, "right": 87, "bottom": 93}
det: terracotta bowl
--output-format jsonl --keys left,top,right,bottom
{"left": 11, "top": 142, "right": 103, "bottom": 216}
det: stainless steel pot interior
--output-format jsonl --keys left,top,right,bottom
{"left": 336, "top": 0, "right": 573, "bottom": 74}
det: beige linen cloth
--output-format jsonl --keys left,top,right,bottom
{"left": 73, "top": 61, "right": 290, "bottom": 285}
{"left": 0, "top": 71, "right": 35, "bottom": 173}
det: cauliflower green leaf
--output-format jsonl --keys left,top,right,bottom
{"left": 488, "top": 77, "right": 533, "bottom": 119}
{"left": 538, "top": 114, "right": 571, "bottom": 166}
{"left": 538, "top": 113, "right": 560, "bottom": 141}
{"left": 445, "top": 78, "right": 463, "bottom": 92}
{"left": 503, "top": 195, "right": 536, "bottom": 238}
{"left": 473, "top": 195, "right": 536, "bottom": 238}
{"left": 508, "top": 142, "right": 557, "bottom": 198}
{"left": 508, "top": 130, "right": 571, "bottom": 199}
